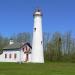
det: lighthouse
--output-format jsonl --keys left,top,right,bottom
{"left": 31, "top": 9, "right": 44, "bottom": 63}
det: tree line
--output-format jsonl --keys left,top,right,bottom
{"left": 44, "top": 32, "right": 75, "bottom": 62}
{"left": 0, "top": 32, "right": 75, "bottom": 62}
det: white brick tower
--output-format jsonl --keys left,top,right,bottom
{"left": 31, "top": 9, "right": 44, "bottom": 63}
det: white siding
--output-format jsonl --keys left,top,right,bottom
{"left": 21, "top": 49, "right": 31, "bottom": 62}
{"left": 0, "top": 50, "right": 31, "bottom": 62}
{"left": 0, "top": 50, "right": 20, "bottom": 62}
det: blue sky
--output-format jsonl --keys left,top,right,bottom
{"left": 0, "top": 0, "right": 75, "bottom": 37}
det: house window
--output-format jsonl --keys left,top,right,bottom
{"left": 9, "top": 54, "right": 11, "bottom": 58}
{"left": 5, "top": 54, "right": 7, "bottom": 58}
{"left": 14, "top": 53, "right": 17, "bottom": 59}
{"left": 26, "top": 46, "right": 27, "bottom": 51}
{"left": 23, "top": 48, "right": 24, "bottom": 52}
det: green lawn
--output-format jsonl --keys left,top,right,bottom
{"left": 0, "top": 62, "right": 75, "bottom": 75}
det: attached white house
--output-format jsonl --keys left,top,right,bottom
{"left": 0, "top": 40, "right": 32, "bottom": 62}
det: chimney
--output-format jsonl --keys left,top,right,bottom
{"left": 9, "top": 40, "right": 14, "bottom": 45}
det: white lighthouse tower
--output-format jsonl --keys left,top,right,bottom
{"left": 31, "top": 9, "right": 44, "bottom": 63}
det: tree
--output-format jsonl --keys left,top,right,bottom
{"left": 0, "top": 34, "right": 9, "bottom": 50}
{"left": 10, "top": 32, "right": 32, "bottom": 43}
{"left": 45, "top": 32, "right": 62, "bottom": 61}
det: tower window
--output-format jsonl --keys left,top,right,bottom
{"left": 41, "top": 41, "right": 43, "bottom": 44}
{"left": 34, "top": 28, "right": 36, "bottom": 31}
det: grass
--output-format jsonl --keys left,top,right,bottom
{"left": 0, "top": 62, "right": 75, "bottom": 75}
